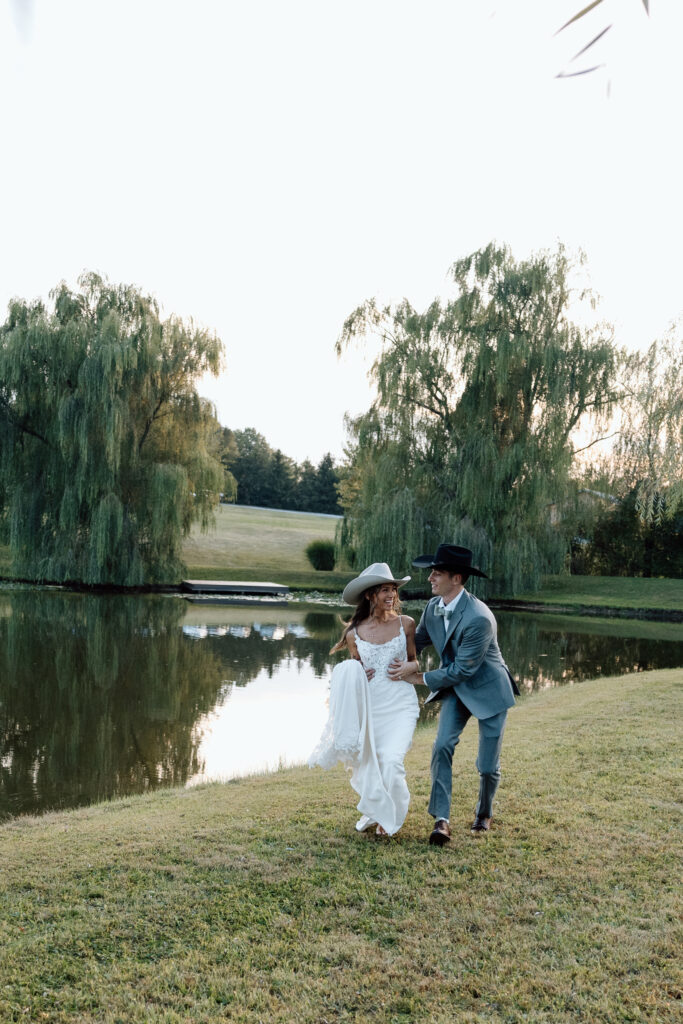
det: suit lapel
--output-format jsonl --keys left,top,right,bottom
{"left": 444, "top": 590, "right": 468, "bottom": 645}
{"left": 427, "top": 600, "right": 448, "bottom": 651}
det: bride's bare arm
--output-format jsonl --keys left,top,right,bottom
{"left": 404, "top": 616, "right": 417, "bottom": 661}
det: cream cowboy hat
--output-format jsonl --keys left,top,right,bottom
{"left": 342, "top": 562, "right": 411, "bottom": 606}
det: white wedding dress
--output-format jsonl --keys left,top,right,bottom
{"left": 308, "top": 618, "right": 419, "bottom": 835}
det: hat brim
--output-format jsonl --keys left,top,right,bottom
{"left": 411, "top": 553, "right": 488, "bottom": 579}
{"left": 342, "top": 574, "right": 411, "bottom": 606}
{"left": 411, "top": 553, "right": 437, "bottom": 568}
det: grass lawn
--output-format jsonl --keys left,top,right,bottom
{"left": 506, "top": 574, "right": 683, "bottom": 612}
{"left": 181, "top": 504, "right": 351, "bottom": 591}
{"left": 1, "top": 668, "right": 681, "bottom": 1023}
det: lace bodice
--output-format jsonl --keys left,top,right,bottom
{"left": 354, "top": 619, "right": 406, "bottom": 682}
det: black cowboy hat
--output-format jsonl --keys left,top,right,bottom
{"left": 411, "top": 543, "right": 488, "bottom": 579}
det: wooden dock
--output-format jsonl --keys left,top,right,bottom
{"left": 181, "top": 579, "right": 290, "bottom": 601}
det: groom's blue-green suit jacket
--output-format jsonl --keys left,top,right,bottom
{"left": 415, "top": 591, "right": 517, "bottom": 720}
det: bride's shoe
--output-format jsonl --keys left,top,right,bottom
{"left": 375, "top": 824, "right": 389, "bottom": 837}
{"left": 355, "top": 815, "right": 377, "bottom": 833}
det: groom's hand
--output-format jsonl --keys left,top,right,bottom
{"left": 388, "top": 659, "right": 422, "bottom": 685}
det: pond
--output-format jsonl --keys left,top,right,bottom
{"left": 0, "top": 587, "right": 681, "bottom": 821}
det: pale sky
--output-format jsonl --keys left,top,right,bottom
{"left": 1, "top": 0, "right": 681, "bottom": 463}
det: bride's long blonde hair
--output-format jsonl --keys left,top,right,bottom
{"left": 330, "top": 584, "right": 402, "bottom": 654}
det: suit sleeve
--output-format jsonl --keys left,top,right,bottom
{"left": 423, "top": 613, "right": 493, "bottom": 692}
{"left": 414, "top": 605, "right": 433, "bottom": 655}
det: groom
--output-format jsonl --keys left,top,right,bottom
{"left": 389, "top": 543, "right": 519, "bottom": 846}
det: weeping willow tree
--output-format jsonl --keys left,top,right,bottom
{"left": 612, "top": 332, "right": 683, "bottom": 525}
{"left": 0, "top": 273, "right": 224, "bottom": 584}
{"left": 336, "top": 243, "right": 620, "bottom": 595}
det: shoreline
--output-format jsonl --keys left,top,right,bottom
{"left": 487, "top": 597, "right": 683, "bottom": 623}
{"left": 2, "top": 574, "right": 681, "bottom": 622}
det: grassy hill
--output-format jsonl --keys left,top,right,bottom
{"left": 1, "top": 668, "right": 681, "bottom": 1022}
{"left": 182, "top": 503, "right": 353, "bottom": 591}
{"left": 182, "top": 504, "right": 340, "bottom": 572}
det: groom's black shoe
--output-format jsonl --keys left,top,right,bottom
{"left": 429, "top": 819, "right": 451, "bottom": 846}
{"left": 470, "top": 816, "right": 491, "bottom": 835}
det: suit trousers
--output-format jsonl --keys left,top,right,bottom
{"left": 428, "top": 691, "right": 507, "bottom": 822}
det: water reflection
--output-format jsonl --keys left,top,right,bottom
{"left": 0, "top": 589, "right": 681, "bottom": 821}
{"left": 494, "top": 611, "right": 683, "bottom": 691}
{"left": 0, "top": 591, "right": 225, "bottom": 820}
{"left": 188, "top": 663, "right": 330, "bottom": 786}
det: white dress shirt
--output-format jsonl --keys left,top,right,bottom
{"left": 438, "top": 588, "right": 465, "bottom": 630}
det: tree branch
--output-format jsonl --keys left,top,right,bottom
{"left": 138, "top": 395, "right": 167, "bottom": 452}
{"left": 390, "top": 390, "right": 451, "bottom": 424}
{"left": 571, "top": 430, "right": 620, "bottom": 455}
{"left": 0, "top": 396, "right": 52, "bottom": 447}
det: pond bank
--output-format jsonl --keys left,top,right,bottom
{"left": 2, "top": 572, "right": 681, "bottom": 623}
{"left": 489, "top": 597, "right": 683, "bottom": 622}
{"left": 1, "top": 668, "right": 681, "bottom": 1023}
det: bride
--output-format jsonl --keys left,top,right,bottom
{"left": 308, "top": 563, "right": 420, "bottom": 836}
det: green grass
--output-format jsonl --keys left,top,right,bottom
{"left": 1, "top": 669, "right": 681, "bottom": 1023}
{"left": 504, "top": 574, "right": 683, "bottom": 612}
{"left": 182, "top": 504, "right": 352, "bottom": 592}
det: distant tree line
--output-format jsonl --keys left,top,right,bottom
{"left": 216, "top": 426, "right": 342, "bottom": 515}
